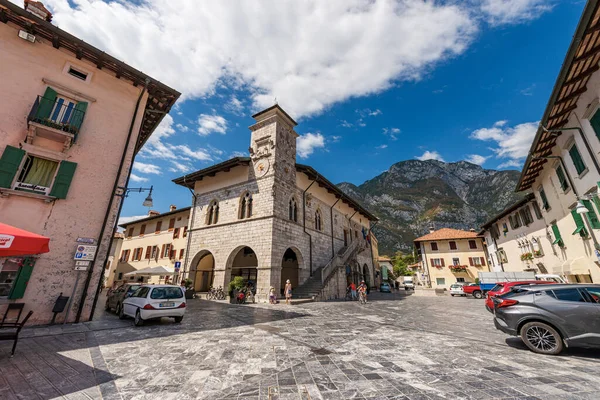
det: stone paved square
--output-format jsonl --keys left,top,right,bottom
{"left": 2, "top": 293, "right": 600, "bottom": 399}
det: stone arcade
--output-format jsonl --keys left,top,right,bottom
{"left": 173, "top": 105, "right": 378, "bottom": 301}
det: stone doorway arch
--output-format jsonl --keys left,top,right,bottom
{"left": 281, "top": 248, "right": 302, "bottom": 296}
{"left": 225, "top": 246, "right": 259, "bottom": 291}
{"left": 363, "top": 263, "right": 371, "bottom": 290}
{"left": 189, "top": 250, "right": 215, "bottom": 292}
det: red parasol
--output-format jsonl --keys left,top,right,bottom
{"left": 0, "top": 222, "right": 50, "bottom": 257}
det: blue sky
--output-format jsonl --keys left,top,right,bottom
{"left": 36, "top": 0, "right": 585, "bottom": 221}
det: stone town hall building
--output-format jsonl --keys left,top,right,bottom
{"left": 173, "top": 105, "right": 378, "bottom": 301}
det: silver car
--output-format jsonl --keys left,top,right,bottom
{"left": 493, "top": 284, "right": 600, "bottom": 355}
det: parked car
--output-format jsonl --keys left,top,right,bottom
{"left": 449, "top": 283, "right": 465, "bottom": 297}
{"left": 463, "top": 283, "right": 483, "bottom": 299}
{"left": 380, "top": 282, "right": 392, "bottom": 293}
{"left": 105, "top": 283, "right": 141, "bottom": 315}
{"left": 492, "top": 284, "right": 600, "bottom": 355}
{"left": 485, "top": 280, "right": 555, "bottom": 311}
{"left": 120, "top": 285, "right": 186, "bottom": 326}
{"left": 403, "top": 277, "right": 415, "bottom": 290}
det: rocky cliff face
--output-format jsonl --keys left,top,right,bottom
{"left": 338, "top": 160, "right": 523, "bottom": 255}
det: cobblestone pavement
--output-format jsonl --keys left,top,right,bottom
{"left": 2, "top": 292, "right": 600, "bottom": 399}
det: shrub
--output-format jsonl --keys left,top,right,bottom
{"left": 228, "top": 276, "right": 246, "bottom": 294}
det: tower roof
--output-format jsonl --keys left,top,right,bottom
{"left": 251, "top": 104, "right": 297, "bottom": 127}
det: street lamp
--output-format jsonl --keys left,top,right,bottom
{"left": 576, "top": 200, "right": 589, "bottom": 215}
{"left": 116, "top": 185, "right": 154, "bottom": 207}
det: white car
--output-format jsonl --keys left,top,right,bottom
{"left": 449, "top": 283, "right": 466, "bottom": 297}
{"left": 120, "top": 285, "right": 186, "bottom": 326}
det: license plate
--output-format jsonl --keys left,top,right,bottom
{"left": 159, "top": 302, "right": 175, "bottom": 308}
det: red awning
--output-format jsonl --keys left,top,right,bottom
{"left": 0, "top": 223, "right": 50, "bottom": 257}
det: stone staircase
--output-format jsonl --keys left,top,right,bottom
{"left": 293, "top": 240, "right": 364, "bottom": 301}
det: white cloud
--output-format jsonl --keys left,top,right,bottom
{"left": 168, "top": 163, "right": 194, "bottom": 174}
{"left": 198, "top": 114, "right": 228, "bottom": 136}
{"left": 297, "top": 132, "right": 325, "bottom": 159}
{"left": 118, "top": 215, "right": 148, "bottom": 226}
{"left": 383, "top": 127, "right": 400, "bottom": 140}
{"left": 465, "top": 154, "right": 489, "bottom": 165}
{"left": 470, "top": 120, "right": 538, "bottom": 168}
{"left": 224, "top": 95, "right": 245, "bottom": 116}
{"left": 416, "top": 151, "right": 445, "bottom": 162}
{"left": 42, "top": 0, "right": 483, "bottom": 119}
{"left": 479, "top": 0, "right": 553, "bottom": 26}
{"left": 376, "top": 144, "right": 388, "bottom": 149}
{"left": 357, "top": 108, "right": 382, "bottom": 118}
{"left": 133, "top": 161, "right": 161, "bottom": 175}
{"left": 230, "top": 151, "right": 247, "bottom": 158}
{"left": 175, "top": 123, "right": 190, "bottom": 132}
{"left": 340, "top": 120, "right": 353, "bottom": 128}
{"left": 130, "top": 173, "right": 149, "bottom": 182}
{"left": 331, "top": 136, "right": 341, "bottom": 143}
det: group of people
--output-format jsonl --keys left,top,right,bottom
{"left": 347, "top": 280, "right": 368, "bottom": 302}
{"left": 269, "top": 279, "right": 293, "bottom": 304}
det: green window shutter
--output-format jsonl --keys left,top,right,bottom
{"left": 583, "top": 200, "right": 600, "bottom": 229}
{"left": 69, "top": 101, "right": 88, "bottom": 134}
{"left": 0, "top": 145, "right": 26, "bottom": 188}
{"left": 569, "top": 144, "right": 587, "bottom": 175}
{"left": 8, "top": 257, "right": 36, "bottom": 299}
{"left": 49, "top": 161, "right": 77, "bottom": 199}
{"left": 556, "top": 166, "right": 569, "bottom": 191}
{"left": 551, "top": 224, "right": 563, "bottom": 246}
{"left": 35, "top": 87, "right": 57, "bottom": 121}
{"left": 571, "top": 208, "right": 588, "bottom": 237}
{"left": 540, "top": 188, "right": 550, "bottom": 210}
{"left": 590, "top": 109, "right": 600, "bottom": 141}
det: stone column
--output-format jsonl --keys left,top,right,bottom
{"left": 256, "top": 266, "right": 275, "bottom": 303}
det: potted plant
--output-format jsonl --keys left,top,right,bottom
{"left": 533, "top": 250, "right": 543, "bottom": 257}
{"left": 228, "top": 276, "right": 246, "bottom": 303}
{"left": 520, "top": 252, "right": 534, "bottom": 261}
{"left": 183, "top": 278, "right": 195, "bottom": 299}
{"left": 449, "top": 265, "right": 468, "bottom": 272}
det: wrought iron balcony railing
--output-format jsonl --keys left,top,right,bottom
{"left": 27, "top": 95, "right": 87, "bottom": 138}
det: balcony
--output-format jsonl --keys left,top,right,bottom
{"left": 26, "top": 95, "right": 87, "bottom": 151}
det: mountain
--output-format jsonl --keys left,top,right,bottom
{"left": 338, "top": 159, "right": 524, "bottom": 255}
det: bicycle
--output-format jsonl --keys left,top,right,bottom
{"left": 215, "top": 286, "right": 226, "bottom": 300}
{"left": 358, "top": 291, "right": 367, "bottom": 305}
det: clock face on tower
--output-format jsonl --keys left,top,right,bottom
{"left": 255, "top": 159, "right": 270, "bottom": 177}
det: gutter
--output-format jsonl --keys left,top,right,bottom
{"left": 517, "top": 0, "right": 599, "bottom": 191}
{"left": 81, "top": 80, "right": 148, "bottom": 322}
{"left": 303, "top": 176, "right": 318, "bottom": 276}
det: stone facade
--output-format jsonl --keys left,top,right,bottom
{"left": 177, "top": 105, "right": 377, "bottom": 301}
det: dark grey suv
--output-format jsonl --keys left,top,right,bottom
{"left": 493, "top": 284, "right": 600, "bottom": 355}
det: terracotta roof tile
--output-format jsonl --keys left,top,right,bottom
{"left": 414, "top": 228, "right": 480, "bottom": 242}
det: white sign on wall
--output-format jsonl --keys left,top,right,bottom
{"left": 74, "top": 245, "right": 97, "bottom": 261}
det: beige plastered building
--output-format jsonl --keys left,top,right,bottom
{"left": 111, "top": 206, "right": 191, "bottom": 286}
{"left": 173, "top": 105, "right": 379, "bottom": 301}
{"left": 414, "top": 228, "right": 490, "bottom": 289}
{"left": 0, "top": 1, "right": 179, "bottom": 324}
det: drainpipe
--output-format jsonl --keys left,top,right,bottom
{"left": 542, "top": 126, "right": 600, "bottom": 175}
{"left": 303, "top": 175, "right": 318, "bottom": 276}
{"left": 83, "top": 79, "right": 149, "bottom": 323}
{"left": 329, "top": 197, "right": 341, "bottom": 259}
{"left": 492, "top": 236, "right": 505, "bottom": 272}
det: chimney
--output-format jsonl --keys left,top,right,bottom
{"left": 169, "top": 205, "right": 177, "bottom": 212}
{"left": 429, "top": 226, "right": 435, "bottom": 234}
{"left": 469, "top": 228, "right": 476, "bottom": 232}
{"left": 148, "top": 210, "right": 160, "bottom": 217}
{"left": 24, "top": 0, "right": 53, "bottom": 22}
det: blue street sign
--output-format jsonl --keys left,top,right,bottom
{"left": 174, "top": 261, "right": 181, "bottom": 272}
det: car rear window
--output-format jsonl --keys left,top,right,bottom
{"left": 490, "top": 284, "right": 504, "bottom": 292}
{"left": 150, "top": 287, "right": 183, "bottom": 299}
{"left": 127, "top": 285, "right": 141, "bottom": 293}
{"left": 552, "top": 288, "right": 586, "bottom": 302}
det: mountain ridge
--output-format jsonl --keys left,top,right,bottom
{"left": 337, "top": 159, "right": 523, "bottom": 255}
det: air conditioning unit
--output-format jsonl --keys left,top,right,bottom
{"left": 18, "top": 30, "right": 36, "bottom": 43}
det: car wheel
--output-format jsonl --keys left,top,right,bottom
{"left": 104, "top": 300, "right": 111, "bottom": 311}
{"left": 134, "top": 310, "right": 144, "bottom": 327}
{"left": 520, "top": 322, "right": 563, "bottom": 355}
{"left": 174, "top": 316, "right": 183, "bottom": 323}
{"left": 473, "top": 291, "right": 483, "bottom": 299}
{"left": 118, "top": 304, "right": 125, "bottom": 320}
{"left": 451, "top": 294, "right": 455, "bottom": 297}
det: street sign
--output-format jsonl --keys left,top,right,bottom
{"left": 76, "top": 237, "right": 96, "bottom": 244}
{"left": 174, "top": 261, "right": 181, "bottom": 273}
{"left": 75, "top": 261, "right": 90, "bottom": 267}
{"left": 74, "top": 245, "right": 97, "bottom": 261}
{"left": 74, "top": 266, "right": 88, "bottom": 271}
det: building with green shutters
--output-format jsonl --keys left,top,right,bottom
{"left": 0, "top": 0, "right": 179, "bottom": 324}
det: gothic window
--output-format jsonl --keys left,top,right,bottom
{"left": 239, "top": 192, "right": 253, "bottom": 219}
{"left": 289, "top": 198, "right": 298, "bottom": 222}
{"left": 315, "top": 209, "right": 322, "bottom": 231}
{"left": 206, "top": 200, "right": 219, "bottom": 225}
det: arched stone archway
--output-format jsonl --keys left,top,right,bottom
{"left": 281, "top": 248, "right": 301, "bottom": 296}
{"left": 363, "top": 263, "right": 371, "bottom": 290}
{"left": 189, "top": 250, "right": 215, "bottom": 292}
{"left": 225, "top": 246, "right": 259, "bottom": 289}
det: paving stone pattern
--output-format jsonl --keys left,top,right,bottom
{"left": 1, "top": 292, "right": 600, "bottom": 399}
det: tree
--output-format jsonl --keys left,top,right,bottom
{"left": 392, "top": 251, "right": 416, "bottom": 277}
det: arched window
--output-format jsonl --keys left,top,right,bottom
{"left": 239, "top": 192, "right": 253, "bottom": 219}
{"left": 206, "top": 200, "right": 219, "bottom": 225}
{"left": 289, "top": 198, "right": 297, "bottom": 222}
{"left": 315, "top": 209, "right": 322, "bottom": 231}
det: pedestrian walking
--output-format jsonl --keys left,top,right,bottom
{"left": 285, "top": 279, "right": 292, "bottom": 304}
{"left": 269, "top": 286, "right": 277, "bottom": 304}
{"left": 349, "top": 282, "right": 357, "bottom": 300}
